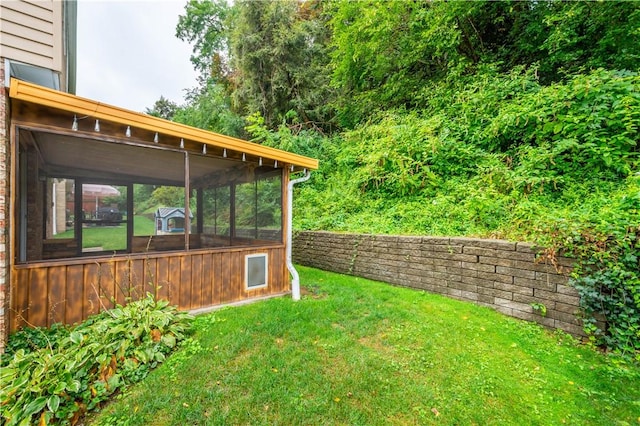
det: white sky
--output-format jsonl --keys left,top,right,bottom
{"left": 76, "top": 0, "right": 199, "bottom": 113}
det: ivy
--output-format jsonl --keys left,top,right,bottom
{"left": 540, "top": 178, "right": 640, "bottom": 361}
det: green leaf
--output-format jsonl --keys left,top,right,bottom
{"left": 161, "top": 334, "right": 176, "bottom": 348}
{"left": 22, "top": 396, "right": 47, "bottom": 418}
{"left": 47, "top": 394, "right": 60, "bottom": 413}
{"left": 553, "top": 123, "right": 564, "bottom": 134}
{"left": 69, "top": 331, "right": 83, "bottom": 345}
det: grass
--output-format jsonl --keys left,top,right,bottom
{"left": 89, "top": 266, "right": 640, "bottom": 425}
{"left": 54, "top": 215, "right": 156, "bottom": 250}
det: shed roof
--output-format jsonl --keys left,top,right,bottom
{"left": 155, "top": 207, "right": 192, "bottom": 219}
{"left": 9, "top": 78, "right": 319, "bottom": 171}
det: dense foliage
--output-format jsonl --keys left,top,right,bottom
{"left": 165, "top": 1, "right": 640, "bottom": 356}
{"left": 0, "top": 295, "right": 193, "bottom": 425}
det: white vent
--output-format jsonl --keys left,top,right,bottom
{"left": 245, "top": 253, "right": 268, "bottom": 289}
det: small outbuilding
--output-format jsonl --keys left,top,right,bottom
{"left": 155, "top": 208, "right": 192, "bottom": 234}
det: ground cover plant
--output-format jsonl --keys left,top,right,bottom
{"left": 0, "top": 295, "right": 193, "bottom": 425}
{"left": 90, "top": 267, "right": 640, "bottom": 425}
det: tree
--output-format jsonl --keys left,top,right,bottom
{"left": 328, "top": 0, "right": 640, "bottom": 128}
{"left": 173, "top": 80, "right": 244, "bottom": 137}
{"left": 176, "top": 0, "right": 231, "bottom": 83}
{"left": 229, "top": 0, "right": 334, "bottom": 130}
{"left": 176, "top": 0, "right": 335, "bottom": 132}
{"left": 145, "top": 96, "right": 179, "bottom": 120}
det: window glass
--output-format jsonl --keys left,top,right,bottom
{"left": 203, "top": 186, "right": 231, "bottom": 237}
{"left": 80, "top": 184, "right": 128, "bottom": 253}
{"left": 235, "top": 181, "right": 257, "bottom": 239}
{"left": 256, "top": 173, "right": 282, "bottom": 241}
{"left": 48, "top": 178, "right": 75, "bottom": 239}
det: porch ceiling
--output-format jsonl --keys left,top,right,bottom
{"left": 30, "top": 130, "right": 231, "bottom": 185}
{"left": 9, "top": 78, "right": 319, "bottom": 171}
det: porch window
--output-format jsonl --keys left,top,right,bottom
{"left": 16, "top": 128, "right": 284, "bottom": 263}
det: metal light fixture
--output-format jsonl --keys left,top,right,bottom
{"left": 290, "top": 165, "right": 294, "bottom": 172}
{"left": 259, "top": 157, "right": 263, "bottom": 166}
{"left": 125, "top": 126, "right": 131, "bottom": 137}
{"left": 202, "top": 144, "right": 207, "bottom": 154}
{"left": 72, "top": 115, "right": 78, "bottom": 131}
{"left": 154, "top": 132, "right": 159, "bottom": 143}
{"left": 274, "top": 160, "right": 278, "bottom": 168}
{"left": 180, "top": 138, "right": 184, "bottom": 149}
{"left": 242, "top": 153, "right": 246, "bottom": 162}
{"left": 223, "top": 148, "right": 227, "bottom": 158}
{"left": 94, "top": 119, "right": 100, "bottom": 132}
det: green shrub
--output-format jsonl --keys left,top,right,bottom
{"left": 538, "top": 176, "right": 640, "bottom": 361}
{"left": 0, "top": 294, "right": 193, "bottom": 425}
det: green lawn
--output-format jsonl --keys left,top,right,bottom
{"left": 55, "top": 216, "right": 156, "bottom": 250}
{"left": 90, "top": 266, "right": 640, "bottom": 425}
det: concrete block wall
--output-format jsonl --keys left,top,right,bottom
{"left": 293, "top": 231, "right": 584, "bottom": 336}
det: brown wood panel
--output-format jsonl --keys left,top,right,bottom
{"left": 220, "top": 252, "right": 231, "bottom": 303}
{"left": 10, "top": 245, "right": 288, "bottom": 332}
{"left": 145, "top": 257, "right": 159, "bottom": 298}
{"left": 191, "top": 254, "right": 203, "bottom": 309}
{"left": 65, "top": 265, "right": 84, "bottom": 325}
{"left": 168, "top": 256, "right": 182, "bottom": 307}
{"left": 274, "top": 248, "right": 288, "bottom": 293}
{"left": 230, "top": 251, "right": 244, "bottom": 302}
{"left": 12, "top": 268, "right": 30, "bottom": 330}
{"left": 156, "top": 257, "right": 170, "bottom": 302}
{"left": 93, "top": 261, "right": 115, "bottom": 310}
{"left": 211, "top": 253, "right": 222, "bottom": 306}
{"left": 201, "top": 253, "right": 213, "bottom": 306}
{"left": 47, "top": 265, "right": 66, "bottom": 326}
{"left": 28, "top": 267, "right": 49, "bottom": 327}
{"left": 83, "top": 262, "right": 101, "bottom": 318}
{"left": 131, "top": 258, "right": 145, "bottom": 301}
{"left": 179, "top": 256, "right": 192, "bottom": 309}
{"left": 112, "top": 260, "right": 129, "bottom": 304}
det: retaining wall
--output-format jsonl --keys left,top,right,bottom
{"left": 293, "top": 231, "right": 584, "bottom": 336}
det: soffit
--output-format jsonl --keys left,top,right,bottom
{"left": 9, "top": 78, "right": 319, "bottom": 171}
{"left": 28, "top": 130, "right": 242, "bottom": 186}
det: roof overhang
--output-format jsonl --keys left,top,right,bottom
{"left": 9, "top": 78, "right": 319, "bottom": 171}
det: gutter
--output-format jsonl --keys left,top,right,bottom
{"left": 286, "top": 169, "right": 311, "bottom": 301}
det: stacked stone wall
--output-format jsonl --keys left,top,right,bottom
{"left": 293, "top": 231, "right": 583, "bottom": 336}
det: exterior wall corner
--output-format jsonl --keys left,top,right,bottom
{"left": 0, "top": 59, "right": 9, "bottom": 353}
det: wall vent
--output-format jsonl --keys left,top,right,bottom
{"left": 245, "top": 253, "right": 268, "bottom": 289}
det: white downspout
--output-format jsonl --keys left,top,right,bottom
{"left": 287, "top": 169, "right": 311, "bottom": 301}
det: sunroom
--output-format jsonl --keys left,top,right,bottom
{"left": 8, "top": 79, "right": 318, "bottom": 331}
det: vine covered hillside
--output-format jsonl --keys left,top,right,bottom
{"left": 252, "top": 68, "right": 639, "bottom": 357}
{"left": 283, "top": 69, "right": 639, "bottom": 242}
{"left": 168, "top": 0, "right": 639, "bottom": 356}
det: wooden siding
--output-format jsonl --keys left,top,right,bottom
{"left": 9, "top": 245, "right": 289, "bottom": 332}
{"left": 0, "top": 0, "right": 62, "bottom": 71}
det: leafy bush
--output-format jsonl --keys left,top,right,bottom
{"left": 2, "top": 323, "right": 70, "bottom": 358}
{"left": 539, "top": 176, "right": 640, "bottom": 360}
{"left": 0, "top": 294, "right": 193, "bottom": 425}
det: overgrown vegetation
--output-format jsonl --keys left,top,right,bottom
{"left": 0, "top": 295, "right": 193, "bottom": 425}
{"left": 154, "top": 1, "right": 640, "bottom": 356}
{"left": 90, "top": 267, "right": 640, "bottom": 425}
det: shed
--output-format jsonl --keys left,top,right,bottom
{"left": 155, "top": 208, "right": 193, "bottom": 234}
{"left": 6, "top": 78, "right": 318, "bottom": 333}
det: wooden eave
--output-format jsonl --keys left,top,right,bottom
{"left": 9, "top": 78, "right": 319, "bottom": 170}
